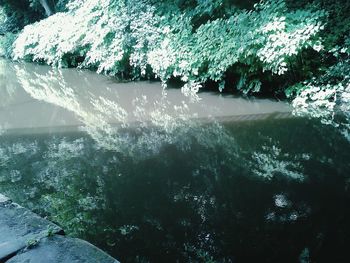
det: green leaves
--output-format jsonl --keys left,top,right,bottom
{"left": 10, "top": 0, "right": 326, "bottom": 94}
{"left": 0, "top": 32, "right": 17, "bottom": 58}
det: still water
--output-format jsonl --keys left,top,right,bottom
{"left": 0, "top": 59, "right": 349, "bottom": 262}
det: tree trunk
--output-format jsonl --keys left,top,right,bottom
{"left": 39, "top": 0, "right": 55, "bottom": 17}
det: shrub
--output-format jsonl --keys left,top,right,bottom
{"left": 290, "top": 35, "right": 350, "bottom": 140}
{"left": 12, "top": 0, "right": 326, "bottom": 94}
{"left": 0, "top": 32, "right": 17, "bottom": 58}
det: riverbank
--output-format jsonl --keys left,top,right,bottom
{"left": 1, "top": 0, "right": 349, "bottom": 140}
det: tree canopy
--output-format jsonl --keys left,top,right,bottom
{"left": 0, "top": 0, "right": 68, "bottom": 33}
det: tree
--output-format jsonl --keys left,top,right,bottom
{"left": 0, "top": 0, "right": 68, "bottom": 33}
{"left": 39, "top": 0, "right": 55, "bottom": 16}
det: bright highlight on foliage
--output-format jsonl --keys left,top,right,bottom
{"left": 12, "top": 0, "right": 324, "bottom": 89}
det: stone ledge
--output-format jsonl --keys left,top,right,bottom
{"left": 0, "top": 195, "right": 63, "bottom": 262}
{"left": 0, "top": 194, "right": 119, "bottom": 263}
{"left": 6, "top": 236, "right": 119, "bottom": 263}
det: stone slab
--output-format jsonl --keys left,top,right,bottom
{"left": 0, "top": 196, "right": 63, "bottom": 262}
{"left": 6, "top": 235, "right": 119, "bottom": 263}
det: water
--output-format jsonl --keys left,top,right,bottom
{"left": 0, "top": 59, "right": 349, "bottom": 262}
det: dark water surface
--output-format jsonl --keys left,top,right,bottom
{"left": 0, "top": 59, "right": 350, "bottom": 262}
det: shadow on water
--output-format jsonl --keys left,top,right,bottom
{"left": 0, "top": 59, "right": 350, "bottom": 262}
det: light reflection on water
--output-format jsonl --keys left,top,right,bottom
{"left": 0, "top": 59, "right": 350, "bottom": 262}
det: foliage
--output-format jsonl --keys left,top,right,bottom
{"left": 315, "top": 0, "right": 350, "bottom": 51}
{"left": 0, "top": 7, "right": 17, "bottom": 56}
{"left": 0, "top": 0, "right": 70, "bottom": 34}
{"left": 291, "top": 37, "right": 350, "bottom": 140}
{"left": 150, "top": 0, "right": 325, "bottom": 88}
{"left": 0, "top": 32, "right": 17, "bottom": 58}
{"left": 13, "top": 0, "right": 158, "bottom": 77}
{"left": 0, "top": 7, "right": 21, "bottom": 33}
{"left": 11, "top": 0, "right": 327, "bottom": 95}
{"left": 0, "top": 0, "right": 43, "bottom": 31}
{"left": 280, "top": 0, "right": 349, "bottom": 140}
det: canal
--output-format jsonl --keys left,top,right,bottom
{"left": 0, "top": 59, "right": 349, "bottom": 262}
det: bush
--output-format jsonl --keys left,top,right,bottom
{"left": 0, "top": 32, "right": 17, "bottom": 58}
{"left": 12, "top": 0, "right": 326, "bottom": 93}
{"left": 289, "top": 33, "right": 350, "bottom": 140}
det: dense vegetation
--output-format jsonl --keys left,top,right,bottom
{"left": 0, "top": 0, "right": 349, "bottom": 133}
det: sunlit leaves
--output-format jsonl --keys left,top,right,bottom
{"left": 12, "top": 0, "right": 325, "bottom": 94}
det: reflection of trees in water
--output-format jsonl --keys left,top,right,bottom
{"left": 14, "top": 64, "right": 128, "bottom": 150}
{"left": 13, "top": 62, "right": 237, "bottom": 156}
{"left": 0, "top": 132, "right": 238, "bottom": 261}
{"left": 0, "top": 118, "right": 349, "bottom": 262}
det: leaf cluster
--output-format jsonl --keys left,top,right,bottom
{"left": 11, "top": 0, "right": 327, "bottom": 95}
